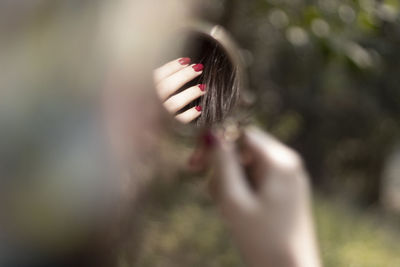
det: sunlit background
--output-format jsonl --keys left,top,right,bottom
{"left": 1, "top": 1, "right": 400, "bottom": 267}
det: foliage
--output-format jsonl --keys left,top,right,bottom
{"left": 200, "top": 0, "right": 400, "bottom": 204}
{"left": 130, "top": 180, "right": 400, "bottom": 267}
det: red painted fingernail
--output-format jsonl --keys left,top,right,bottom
{"left": 195, "top": 105, "right": 202, "bottom": 112}
{"left": 199, "top": 84, "right": 206, "bottom": 91}
{"left": 192, "top": 64, "right": 204, "bottom": 72}
{"left": 178, "top": 57, "right": 191, "bottom": 65}
{"left": 202, "top": 130, "right": 217, "bottom": 148}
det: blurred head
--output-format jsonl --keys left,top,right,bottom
{"left": 100, "top": 0, "right": 193, "bottom": 160}
{"left": 0, "top": 0, "right": 194, "bottom": 265}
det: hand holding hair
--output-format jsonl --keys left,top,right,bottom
{"left": 154, "top": 31, "right": 240, "bottom": 127}
{"left": 154, "top": 57, "right": 205, "bottom": 124}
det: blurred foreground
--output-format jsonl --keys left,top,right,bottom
{"left": 132, "top": 179, "right": 400, "bottom": 267}
{"left": 1, "top": 0, "right": 400, "bottom": 266}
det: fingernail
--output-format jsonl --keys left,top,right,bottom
{"left": 178, "top": 57, "right": 191, "bottom": 65}
{"left": 192, "top": 64, "right": 204, "bottom": 72}
{"left": 199, "top": 84, "right": 206, "bottom": 91}
{"left": 202, "top": 130, "right": 217, "bottom": 148}
{"left": 195, "top": 105, "right": 202, "bottom": 112}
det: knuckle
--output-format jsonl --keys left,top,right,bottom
{"left": 274, "top": 148, "right": 305, "bottom": 173}
{"left": 290, "top": 151, "right": 304, "bottom": 169}
{"left": 157, "top": 82, "right": 169, "bottom": 95}
{"left": 163, "top": 101, "right": 175, "bottom": 113}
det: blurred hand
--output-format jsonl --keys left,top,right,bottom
{"left": 153, "top": 57, "right": 206, "bottom": 124}
{"left": 203, "top": 127, "right": 321, "bottom": 267}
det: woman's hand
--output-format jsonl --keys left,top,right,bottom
{"left": 202, "top": 127, "right": 321, "bottom": 267}
{"left": 153, "top": 57, "right": 206, "bottom": 124}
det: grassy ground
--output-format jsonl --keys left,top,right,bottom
{"left": 127, "top": 180, "right": 400, "bottom": 267}
{"left": 315, "top": 197, "right": 400, "bottom": 267}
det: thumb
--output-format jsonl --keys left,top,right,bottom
{"left": 207, "top": 131, "right": 257, "bottom": 214}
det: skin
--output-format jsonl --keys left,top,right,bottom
{"left": 191, "top": 127, "right": 322, "bottom": 267}
{"left": 154, "top": 58, "right": 205, "bottom": 124}
{"left": 101, "top": 0, "right": 321, "bottom": 264}
{"left": 104, "top": 56, "right": 322, "bottom": 266}
{"left": 150, "top": 57, "right": 321, "bottom": 266}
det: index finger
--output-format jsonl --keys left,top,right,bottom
{"left": 241, "top": 127, "right": 303, "bottom": 171}
{"left": 153, "top": 57, "right": 191, "bottom": 84}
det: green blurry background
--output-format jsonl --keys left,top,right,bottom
{"left": 132, "top": 1, "right": 400, "bottom": 266}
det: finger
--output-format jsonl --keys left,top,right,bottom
{"left": 241, "top": 127, "right": 310, "bottom": 206}
{"left": 174, "top": 105, "right": 202, "bottom": 124}
{"left": 153, "top": 57, "right": 191, "bottom": 84}
{"left": 187, "top": 130, "right": 219, "bottom": 173}
{"left": 163, "top": 84, "right": 206, "bottom": 114}
{"left": 208, "top": 132, "right": 257, "bottom": 212}
{"left": 187, "top": 141, "right": 208, "bottom": 173}
{"left": 156, "top": 63, "right": 204, "bottom": 101}
{"left": 239, "top": 127, "right": 304, "bottom": 192}
{"left": 241, "top": 127, "right": 303, "bottom": 171}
